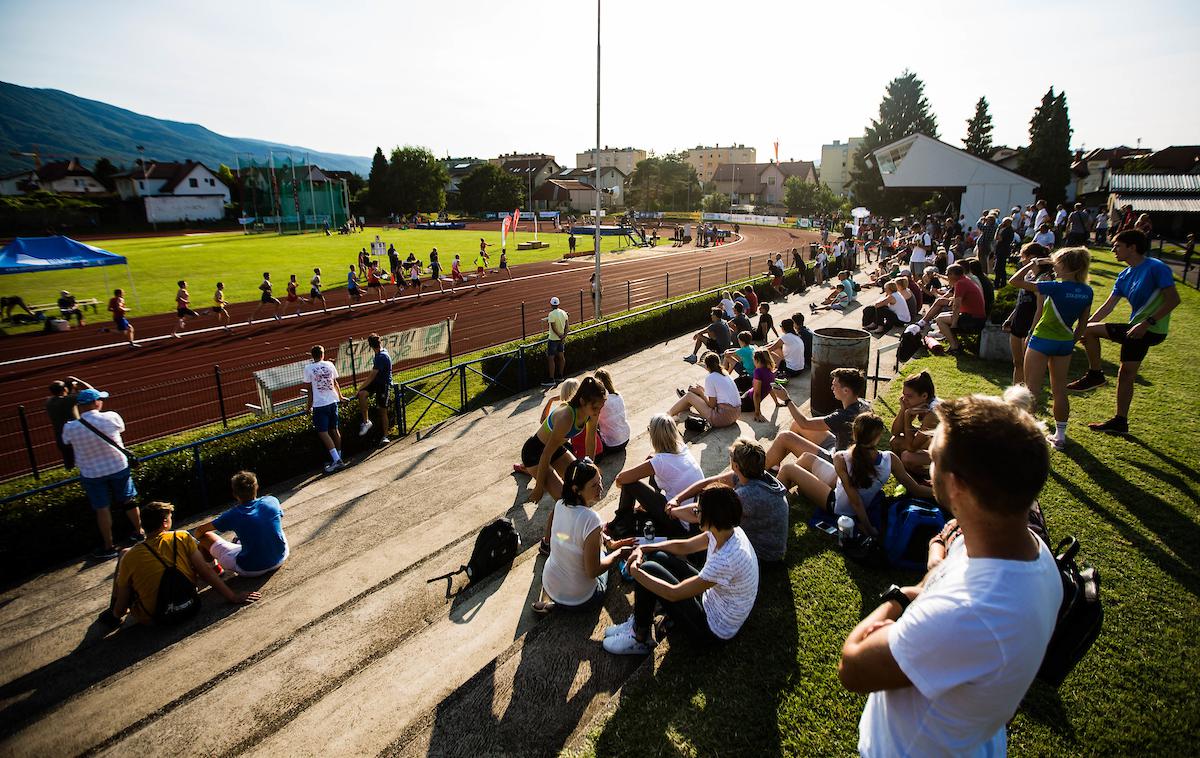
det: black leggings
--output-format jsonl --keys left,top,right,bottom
{"left": 877, "top": 308, "right": 906, "bottom": 331}
{"left": 633, "top": 551, "right": 719, "bottom": 644}
{"left": 615, "top": 481, "right": 693, "bottom": 540}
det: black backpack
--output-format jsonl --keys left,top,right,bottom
{"left": 428, "top": 519, "right": 521, "bottom": 597}
{"left": 140, "top": 533, "right": 201, "bottom": 624}
{"left": 897, "top": 329, "right": 922, "bottom": 362}
{"left": 1037, "top": 536, "right": 1103, "bottom": 687}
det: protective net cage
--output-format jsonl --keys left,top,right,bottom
{"left": 238, "top": 153, "right": 349, "bottom": 234}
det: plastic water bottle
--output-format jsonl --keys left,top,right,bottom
{"left": 837, "top": 516, "right": 856, "bottom": 546}
{"left": 643, "top": 521, "right": 655, "bottom": 543}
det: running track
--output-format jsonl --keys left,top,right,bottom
{"left": 0, "top": 225, "right": 818, "bottom": 479}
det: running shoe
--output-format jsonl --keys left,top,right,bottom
{"left": 1068, "top": 370, "right": 1107, "bottom": 392}
{"left": 1088, "top": 416, "right": 1128, "bottom": 435}
{"left": 604, "top": 614, "right": 636, "bottom": 638}
{"left": 92, "top": 546, "right": 118, "bottom": 560}
{"left": 602, "top": 632, "right": 656, "bottom": 656}
{"left": 379, "top": 436, "right": 391, "bottom": 445}
{"left": 683, "top": 354, "right": 698, "bottom": 364}
{"left": 359, "top": 419, "right": 373, "bottom": 436}
{"left": 540, "top": 380, "right": 555, "bottom": 388}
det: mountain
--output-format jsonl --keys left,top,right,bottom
{"left": 0, "top": 81, "right": 370, "bottom": 176}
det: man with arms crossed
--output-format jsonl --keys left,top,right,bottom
{"left": 1066, "top": 229, "right": 1180, "bottom": 434}
{"left": 304, "top": 345, "right": 345, "bottom": 473}
{"left": 839, "top": 395, "right": 1062, "bottom": 756}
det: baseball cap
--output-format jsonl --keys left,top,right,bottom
{"left": 550, "top": 297, "right": 560, "bottom": 306}
{"left": 76, "top": 388, "right": 109, "bottom": 405}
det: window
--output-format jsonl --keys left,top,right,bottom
{"left": 189, "top": 178, "right": 199, "bottom": 188}
{"left": 139, "top": 181, "right": 144, "bottom": 190}
{"left": 207, "top": 178, "right": 215, "bottom": 186}
{"left": 768, "top": 176, "right": 776, "bottom": 185}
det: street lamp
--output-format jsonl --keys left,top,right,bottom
{"left": 593, "top": 0, "right": 602, "bottom": 320}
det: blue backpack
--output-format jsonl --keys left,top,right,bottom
{"left": 884, "top": 497, "right": 946, "bottom": 571}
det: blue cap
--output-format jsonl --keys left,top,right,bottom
{"left": 76, "top": 388, "right": 110, "bottom": 405}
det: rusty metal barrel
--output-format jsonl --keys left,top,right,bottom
{"left": 809, "top": 327, "right": 871, "bottom": 415}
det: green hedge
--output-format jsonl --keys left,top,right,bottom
{"left": 0, "top": 269, "right": 803, "bottom": 584}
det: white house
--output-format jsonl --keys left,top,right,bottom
{"left": 0, "top": 159, "right": 107, "bottom": 196}
{"left": 872, "top": 134, "right": 1038, "bottom": 226}
{"left": 114, "top": 160, "right": 230, "bottom": 223}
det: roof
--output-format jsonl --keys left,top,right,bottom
{"left": 1110, "top": 194, "right": 1200, "bottom": 213}
{"left": 873, "top": 133, "right": 1037, "bottom": 188}
{"left": 0, "top": 236, "right": 127, "bottom": 275}
{"left": 1108, "top": 173, "right": 1200, "bottom": 193}
{"left": 1137, "top": 146, "right": 1200, "bottom": 173}
{"left": 501, "top": 158, "right": 557, "bottom": 175}
{"left": 532, "top": 179, "right": 595, "bottom": 201}
{"left": 31, "top": 159, "right": 97, "bottom": 183}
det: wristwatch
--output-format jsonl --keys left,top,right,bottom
{"left": 879, "top": 584, "right": 911, "bottom": 613}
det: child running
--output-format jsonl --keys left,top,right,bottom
{"left": 499, "top": 248, "right": 512, "bottom": 280}
{"left": 285, "top": 274, "right": 308, "bottom": 316}
{"left": 1009, "top": 247, "right": 1093, "bottom": 449}
{"left": 473, "top": 257, "right": 486, "bottom": 290}
{"left": 408, "top": 257, "right": 423, "bottom": 297}
{"left": 450, "top": 254, "right": 465, "bottom": 292}
{"left": 347, "top": 264, "right": 363, "bottom": 305}
{"left": 479, "top": 237, "right": 492, "bottom": 268}
{"left": 212, "top": 281, "right": 231, "bottom": 331}
{"left": 429, "top": 248, "right": 444, "bottom": 293}
{"left": 250, "top": 272, "right": 281, "bottom": 322}
{"left": 310, "top": 267, "right": 329, "bottom": 313}
{"left": 107, "top": 288, "right": 137, "bottom": 347}
{"left": 173, "top": 280, "right": 200, "bottom": 337}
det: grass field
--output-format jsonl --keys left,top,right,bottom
{"left": 578, "top": 248, "right": 1200, "bottom": 756}
{"left": 0, "top": 226, "right": 655, "bottom": 320}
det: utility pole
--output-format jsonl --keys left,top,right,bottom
{"left": 593, "top": 0, "right": 602, "bottom": 319}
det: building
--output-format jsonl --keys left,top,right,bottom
{"left": 819, "top": 138, "right": 864, "bottom": 197}
{"left": 872, "top": 134, "right": 1037, "bottom": 229}
{"left": 114, "top": 160, "right": 230, "bottom": 223}
{"left": 494, "top": 154, "right": 562, "bottom": 194}
{"left": 556, "top": 166, "right": 626, "bottom": 204}
{"left": 711, "top": 161, "right": 818, "bottom": 209}
{"left": 682, "top": 144, "right": 756, "bottom": 185}
{"left": 531, "top": 179, "right": 607, "bottom": 212}
{"left": 1108, "top": 172, "right": 1200, "bottom": 238}
{"left": 442, "top": 157, "right": 487, "bottom": 198}
{"left": 1069, "top": 146, "right": 1150, "bottom": 201}
{"left": 987, "top": 146, "right": 1024, "bottom": 173}
{"left": 0, "top": 159, "right": 107, "bottom": 196}
{"left": 575, "top": 146, "right": 646, "bottom": 176}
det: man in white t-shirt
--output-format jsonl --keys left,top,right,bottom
{"left": 1033, "top": 200, "right": 1049, "bottom": 234}
{"left": 839, "top": 395, "right": 1062, "bottom": 757}
{"left": 303, "top": 344, "right": 345, "bottom": 473}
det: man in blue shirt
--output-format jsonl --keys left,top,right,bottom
{"left": 196, "top": 470, "right": 288, "bottom": 577}
{"left": 357, "top": 333, "right": 392, "bottom": 444}
{"left": 1067, "top": 230, "right": 1180, "bottom": 434}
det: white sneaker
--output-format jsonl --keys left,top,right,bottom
{"left": 323, "top": 461, "right": 340, "bottom": 474}
{"left": 602, "top": 632, "right": 656, "bottom": 656}
{"left": 379, "top": 436, "right": 390, "bottom": 445}
{"left": 359, "top": 419, "right": 373, "bottom": 436}
{"left": 604, "top": 614, "right": 636, "bottom": 638}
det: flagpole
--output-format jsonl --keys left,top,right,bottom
{"left": 593, "top": 0, "right": 602, "bottom": 319}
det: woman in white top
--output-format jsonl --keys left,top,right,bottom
{"left": 603, "top": 484, "right": 760, "bottom": 655}
{"left": 611, "top": 414, "right": 705, "bottom": 539}
{"left": 778, "top": 413, "right": 931, "bottom": 538}
{"left": 668, "top": 352, "right": 740, "bottom": 428}
{"left": 593, "top": 369, "right": 630, "bottom": 457}
{"left": 718, "top": 291, "right": 736, "bottom": 320}
{"left": 535, "top": 459, "right": 635, "bottom": 613}
{"left": 868, "top": 280, "right": 911, "bottom": 333}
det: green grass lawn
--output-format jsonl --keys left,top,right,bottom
{"left": 578, "top": 248, "right": 1200, "bottom": 756}
{"left": 0, "top": 226, "right": 655, "bottom": 321}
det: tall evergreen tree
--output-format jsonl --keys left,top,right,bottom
{"left": 367, "top": 147, "right": 388, "bottom": 212}
{"left": 1020, "top": 88, "right": 1073, "bottom": 206}
{"left": 963, "top": 97, "right": 994, "bottom": 158}
{"left": 849, "top": 71, "right": 940, "bottom": 215}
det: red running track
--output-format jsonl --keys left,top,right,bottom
{"left": 0, "top": 225, "right": 818, "bottom": 479}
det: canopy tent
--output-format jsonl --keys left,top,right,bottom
{"left": 0, "top": 236, "right": 138, "bottom": 307}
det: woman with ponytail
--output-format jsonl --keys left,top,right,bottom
{"left": 534, "top": 458, "right": 636, "bottom": 613}
{"left": 778, "top": 413, "right": 931, "bottom": 537}
{"left": 668, "top": 352, "right": 740, "bottom": 429}
{"left": 518, "top": 376, "right": 607, "bottom": 554}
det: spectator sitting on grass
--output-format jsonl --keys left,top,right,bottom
{"left": 194, "top": 471, "right": 289, "bottom": 578}
{"left": 684, "top": 308, "right": 732, "bottom": 364}
{"left": 666, "top": 439, "right": 789, "bottom": 562}
{"left": 723, "top": 330, "right": 756, "bottom": 378}
{"left": 889, "top": 371, "right": 940, "bottom": 473}
{"left": 533, "top": 458, "right": 636, "bottom": 614}
{"left": 603, "top": 484, "right": 759, "bottom": 656}
{"left": 780, "top": 413, "right": 932, "bottom": 539}
{"left": 839, "top": 395, "right": 1062, "bottom": 757}
{"left": 96, "top": 501, "right": 261, "bottom": 630}
{"left": 764, "top": 368, "right": 870, "bottom": 470}
{"left": 668, "top": 352, "right": 741, "bottom": 430}
{"left": 610, "top": 413, "right": 706, "bottom": 540}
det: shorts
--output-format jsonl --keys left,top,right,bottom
{"left": 260, "top": 292, "right": 276, "bottom": 304}
{"left": 521, "top": 434, "right": 573, "bottom": 469}
{"left": 1106, "top": 322, "right": 1167, "bottom": 363}
{"left": 367, "top": 281, "right": 381, "bottom": 289}
{"left": 499, "top": 260, "right": 508, "bottom": 269}
{"left": 81, "top": 467, "right": 137, "bottom": 510}
{"left": 1027, "top": 335, "right": 1076, "bottom": 357}
{"left": 176, "top": 307, "right": 198, "bottom": 318}
{"left": 210, "top": 306, "right": 226, "bottom": 314}
{"left": 430, "top": 267, "right": 441, "bottom": 280}
{"left": 1009, "top": 304, "right": 1035, "bottom": 339}
{"left": 310, "top": 288, "right": 322, "bottom": 298}
{"left": 114, "top": 317, "right": 131, "bottom": 332}
{"left": 312, "top": 402, "right": 339, "bottom": 432}
{"left": 208, "top": 534, "right": 288, "bottom": 577}
{"left": 547, "top": 339, "right": 565, "bottom": 356}
{"left": 952, "top": 314, "right": 986, "bottom": 332}
{"left": 778, "top": 360, "right": 804, "bottom": 377}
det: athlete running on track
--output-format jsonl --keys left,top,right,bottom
{"left": 173, "top": 280, "right": 200, "bottom": 337}
{"left": 250, "top": 272, "right": 282, "bottom": 322}
{"left": 107, "top": 288, "right": 137, "bottom": 347}
{"left": 310, "top": 267, "right": 329, "bottom": 313}
{"left": 285, "top": 274, "right": 308, "bottom": 316}
{"left": 212, "top": 282, "right": 231, "bottom": 330}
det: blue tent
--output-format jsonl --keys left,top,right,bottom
{"left": 0, "top": 236, "right": 126, "bottom": 274}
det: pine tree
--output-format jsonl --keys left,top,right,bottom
{"left": 1020, "top": 88, "right": 1073, "bottom": 206}
{"left": 848, "top": 71, "right": 939, "bottom": 215}
{"left": 963, "top": 97, "right": 994, "bottom": 158}
{"left": 367, "top": 147, "right": 389, "bottom": 212}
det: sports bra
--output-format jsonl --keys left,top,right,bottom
{"left": 544, "top": 403, "right": 584, "bottom": 438}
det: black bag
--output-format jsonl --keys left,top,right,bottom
{"left": 684, "top": 416, "right": 710, "bottom": 434}
{"left": 1037, "top": 537, "right": 1103, "bottom": 687}
{"left": 861, "top": 305, "right": 878, "bottom": 329}
{"left": 140, "top": 533, "right": 201, "bottom": 624}
{"left": 427, "top": 519, "right": 522, "bottom": 596}
{"left": 897, "top": 330, "right": 922, "bottom": 362}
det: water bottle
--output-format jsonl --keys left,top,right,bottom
{"left": 837, "top": 516, "right": 856, "bottom": 546}
{"left": 642, "top": 521, "right": 656, "bottom": 543}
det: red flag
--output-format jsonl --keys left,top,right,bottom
{"left": 774, "top": 139, "right": 779, "bottom": 164}
{"left": 513, "top": 208, "right": 521, "bottom": 230}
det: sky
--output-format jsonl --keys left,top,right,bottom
{"left": 2, "top": 0, "right": 1198, "bottom": 168}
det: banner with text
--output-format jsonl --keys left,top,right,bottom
{"left": 335, "top": 320, "right": 455, "bottom": 376}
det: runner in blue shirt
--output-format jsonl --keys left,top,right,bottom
{"left": 1067, "top": 230, "right": 1181, "bottom": 435}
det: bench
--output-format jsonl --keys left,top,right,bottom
{"left": 30, "top": 298, "right": 100, "bottom": 315}
{"left": 247, "top": 358, "right": 313, "bottom": 416}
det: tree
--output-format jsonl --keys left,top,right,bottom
{"left": 216, "top": 163, "right": 240, "bottom": 203}
{"left": 963, "top": 97, "right": 994, "bottom": 158}
{"left": 458, "top": 163, "right": 525, "bottom": 215}
{"left": 367, "top": 147, "right": 388, "bottom": 213}
{"left": 92, "top": 158, "right": 120, "bottom": 192}
{"left": 700, "top": 192, "right": 730, "bottom": 213}
{"left": 1020, "top": 88, "right": 1073, "bottom": 206}
{"left": 380, "top": 146, "right": 448, "bottom": 214}
{"left": 848, "top": 71, "right": 940, "bottom": 216}
{"left": 627, "top": 154, "right": 700, "bottom": 211}
{"left": 784, "top": 176, "right": 843, "bottom": 216}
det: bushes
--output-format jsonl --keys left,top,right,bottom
{"left": 991, "top": 284, "right": 1018, "bottom": 324}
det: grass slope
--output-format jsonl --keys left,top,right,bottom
{"left": 1, "top": 227, "right": 649, "bottom": 319}
{"left": 578, "top": 249, "right": 1200, "bottom": 756}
